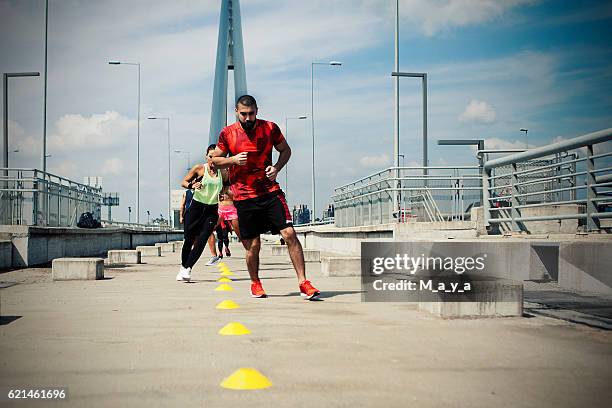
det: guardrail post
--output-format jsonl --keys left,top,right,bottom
{"left": 511, "top": 163, "right": 521, "bottom": 232}
{"left": 586, "top": 144, "right": 600, "bottom": 231}
{"left": 482, "top": 168, "right": 491, "bottom": 228}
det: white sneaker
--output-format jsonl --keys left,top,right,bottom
{"left": 178, "top": 266, "right": 191, "bottom": 282}
{"left": 205, "top": 256, "right": 221, "bottom": 266}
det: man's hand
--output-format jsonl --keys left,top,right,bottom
{"left": 233, "top": 152, "right": 248, "bottom": 166}
{"left": 192, "top": 181, "right": 202, "bottom": 189}
{"left": 265, "top": 165, "right": 278, "bottom": 180}
{"left": 179, "top": 217, "right": 184, "bottom": 224}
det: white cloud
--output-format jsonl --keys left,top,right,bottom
{"left": 481, "top": 137, "right": 526, "bottom": 150}
{"left": 49, "top": 111, "right": 135, "bottom": 152}
{"left": 400, "top": 0, "right": 535, "bottom": 36}
{"left": 459, "top": 100, "right": 497, "bottom": 123}
{"left": 360, "top": 154, "right": 391, "bottom": 168}
{"left": 100, "top": 157, "right": 124, "bottom": 176}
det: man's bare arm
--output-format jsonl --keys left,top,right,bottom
{"left": 211, "top": 147, "right": 248, "bottom": 169}
{"left": 264, "top": 140, "right": 291, "bottom": 181}
{"left": 273, "top": 140, "right": 291, "bottom": 172}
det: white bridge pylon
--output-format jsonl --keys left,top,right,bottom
{"left": 209, "top": 0, "right": 248, "bottom": 144}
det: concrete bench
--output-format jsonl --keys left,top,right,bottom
{"left": 52, "top": 258, "right": 104, "bottom": 280}
{"left": 136, "top": 246, "right": 161, "bottom": 257}
{"left": 154, "top": 242, "right": 175, "bottom": 253}
{"left": 321, "top": 256, "right": 361, "bottom": 277}
{"left": 418, "top": 278, "right": 523, "bottom": 318}
{"left": 107, "top": 250, "right": 141, "bottom": 265}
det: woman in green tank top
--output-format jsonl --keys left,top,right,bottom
{"left": 176, "top": 144, "right": 228, "bottom": 282}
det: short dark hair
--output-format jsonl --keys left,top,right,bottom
{"left": 207, "top": 144, "right": 216, "bottom": 153}
{"left": 236, "top": 94, "right": 257, "bottom": 108}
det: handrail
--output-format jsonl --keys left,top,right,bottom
{"left": 483, "top": 128, "right": 612, "bottom": 170}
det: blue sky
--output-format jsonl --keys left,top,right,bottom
{"left": 1, "top": 0, "right": 611, "bottom": 222}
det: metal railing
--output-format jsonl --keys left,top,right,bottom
{"left": 332, "top": 166, "right": 482, "bottom": 227}
{"left": 0, "top": 168, "right": 102, "bottom": 227}
{"left": 482, "top": 128, "right": 612, "bottom": 232}
{"left": 101, "top": 219, "right": 178, "bottom": 231}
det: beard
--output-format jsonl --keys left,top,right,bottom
{"left": 240, "top": 119, "right": 256, "bottom": 131}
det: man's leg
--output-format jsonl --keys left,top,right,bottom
{"left": 241, "top": 236, "right": 261, "bottom": 282}
{"left": 279, "top": 226, "right": 306, "bottom": 283}
{"left": 230, "top": 218, "right": 241, "bottom": 240}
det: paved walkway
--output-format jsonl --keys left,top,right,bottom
{"left": 1, "top": 244, "right": 611, "bottom": 407}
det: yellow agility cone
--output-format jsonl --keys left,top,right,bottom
{"left": 217, "top": 277, "right": 232, "bottom": 283}
{"left": 216, "top": 300, "right": 240, "bottom": 310}
{"left": 218, "top": 322, "right": 251, "bottom": 335}
{"left": 220, "top": 270, "right": 235, "bottom": 277}
{"left": 215, "top": 283, "right": 234, "bottom": 292}
{"left": 221, "top": 368, "right": 272, "bottom": 390}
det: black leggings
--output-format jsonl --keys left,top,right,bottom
{"left": 216, "top": 224, "right": 229, "bottom": 253}
{"left": 182, "top": 200, "right": 219, "bottom": 268}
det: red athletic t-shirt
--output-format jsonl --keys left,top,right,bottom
{"left": 216, "top": 119, "right": 286, "bottom": 201}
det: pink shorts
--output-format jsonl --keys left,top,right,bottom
{"left": 218, "top": 204, "right": 238, "bottom": 222}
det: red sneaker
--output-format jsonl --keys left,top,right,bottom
{"left": 250, "top": 280, "right": 267, "bottom": 298}
{"left": 299, "top": 280, "right": 320, "bottom": 300}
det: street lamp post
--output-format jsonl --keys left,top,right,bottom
{"left": 108, "top": 60, "right": 141, "bottom": 223}
{"left": 148, "top": 117, "right": 171, "bottom": 224}
{"left": 520, "top": 128, "right": 528, "bottom": 148}
{"left": 311, "top": 60, "right": 342, "bottom": 223}
{"left": 284, "top": 115, "right": 307, "bottom": 201}
{"left": 3, "top": 72, "right": 40, "bottom": 170}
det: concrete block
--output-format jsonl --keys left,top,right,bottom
{"left": 155, "top": 242, "right": 175, "bottom": 253}
{"left": 108, "top": 250, "right": 141, "bottom": 265}
{"left": 418, "top": 278, "right": 523, "bottom": 318}
{"left": 559, "top": 241, "right": 612, "bottom": 295}
{"left": 0, "top": 240, "right": 12, "bottom": 269}
{"left": 303, "top": 249, "right": 320, "bottom": 262}
{"left": 52, "top": 258, "right": 104, "bottom": 280}
{"left": 172, "top": 240, "right": 184, "bottom": 250}
{"left": 271, "top": 245, "right": 288, "bottom": 256}
{"left": 321, "top": 256, "right": 361, "bottom": 277}
{"left": 136, "top": 246, "right": 161, "bottom": 257}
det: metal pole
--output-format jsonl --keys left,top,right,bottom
{"left": 42, "top": 0, "right": 49, "bottom": 175}
{"left": 393, "top": 0, "right": 400, "bottom": 217}
{"left": 285, "top": 117, "right": 289, "bottom": 198}
{"left": 2, "top": 73, "right": 7, "bottom": 170}
{"left": 167, "top": 118, "right": 171, "bottom": 225}
{"left": 311, "top": 63, "right": 315, "bottom": 223}
{"left": 137, "top": 63, "right": 141, "bottom": 224}
{"left": 422, "top": 73, "right": 428, "bottom": 179}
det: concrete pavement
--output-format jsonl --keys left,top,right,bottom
{"left": 1, "top": 243, "right": 611, "bottom": 407}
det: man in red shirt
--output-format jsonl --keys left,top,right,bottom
{"left": 212, "top": 95, "right": 320, "bottom": 300}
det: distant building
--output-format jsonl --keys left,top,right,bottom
{"left": 292, "top": 204, "right": 311, "bottom": 225}
{"left": 322, "top": 203, "right": 335, "bottom": 221}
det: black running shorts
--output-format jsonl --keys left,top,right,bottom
{"left": 234, "top": 191, "right": 293, "bottom": 240}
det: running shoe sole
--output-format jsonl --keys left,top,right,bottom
{"left": 300, "top": 291, "right": 320, "bottom": 300}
